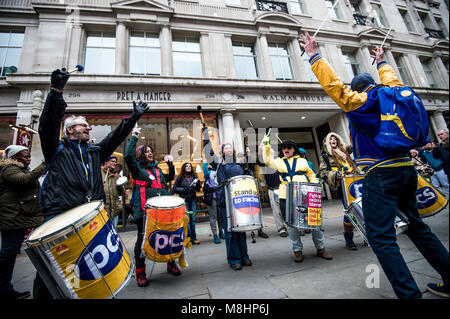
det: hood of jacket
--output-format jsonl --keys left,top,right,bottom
{"left": 323, "top": 132, "right": 348, "bottom": 158}
{"left": 0, "top": 158, "right": 25, "bottom": 168}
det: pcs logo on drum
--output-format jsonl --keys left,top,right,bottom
{"left": 75, "top": 222, "right": 123, "bottom": 281}
{"left": 416, "top": 186, "right": 437, "bottom": 209}
{"left": 148, "top": 227, "right": 185, "bottom": 255}
{"left": 349, "top": 180, "right": 364, "bottom": 200}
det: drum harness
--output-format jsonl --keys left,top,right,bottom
{"left": 279, "top": 158, "right": 311, "bottom": 183}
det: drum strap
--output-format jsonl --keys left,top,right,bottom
{"left": 280, "top": 158, "right": 310, "bottom": 183}
{"left": 135, "top": 169, "right": 164, "bottom": 210}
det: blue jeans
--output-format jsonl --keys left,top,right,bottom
{"left": 186, "top": 199, "right": 197, "bottom": 241}
{"left": 217, "top": 206, "right": 249, "bottom": 265}
{"left": 363, "top": 166, "right": 449, "bottom": 299}
{"left": 0, "top": 228, "right": 27, "bottom": 295}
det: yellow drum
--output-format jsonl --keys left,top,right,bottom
{"left": 26, "top": 201, "right": 133, "bottom": 299}
{"left": 341, "top": 174, "right": 448, "bottom": 218}
{"left": 142, "top": 196, "right": 190, "bottom": 263}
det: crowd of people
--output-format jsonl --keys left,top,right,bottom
{"left": 0, "top": 31, "right": 448, "bottom": 300}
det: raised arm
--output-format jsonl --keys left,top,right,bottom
{"left": 38, "top": 69, "right": 70, "bottom": 162}
{"left": 202, "top": 126, "right": 221, "bottom": 171}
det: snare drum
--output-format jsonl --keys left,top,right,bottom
{"left": 224, "top": 175, "right": 263, "bottom": 232}
{"left": 142, "top": 196, "right": 190, "bottom": 263}
{"left": 285, "top": 182, "right": 322, "bottom": 230}
{"left": 344, "top": 198, "right": 409, "bottom": 245}
{"left": 26, "top": 201, "right": 133, "bottom": 299}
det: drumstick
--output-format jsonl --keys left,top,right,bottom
{"left": 301, "top": 0, "right": 341, "bottom": 56}
{"left": 197, "top": 105, "right": 205, "bottom": 125}
{"left": 371, "top": 23, "right": 394, "bottom": 65}
{"left": 68, "top": 64, "right": 84, "bottom": 73}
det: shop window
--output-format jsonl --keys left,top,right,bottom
{"left": 84, "top": 32, "right": 115, "bottom": 74}
{"left": 172, "top": 36, "right": 202, "bottom": 77}
{"left": 0, "top": 31, "right": 23, "bottom": 76}
{"left": 129, "top": 31, "right": 161, "bottom": 75}
{"left": 268, "top": 42, "right": 293, "bottom": 80}
{"left": 232, "top": 41, "right": 259, "bottom": 79}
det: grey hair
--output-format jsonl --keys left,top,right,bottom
{"left": 63, "top": 115, "right": 87, "bottom": 135}
{"left": 438, "top": 128, "right": 449, "bottom": 134}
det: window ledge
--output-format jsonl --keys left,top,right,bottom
{"left": 291, "top": 13, "right": 312, "bottom": 19}
{"left": 330, "top": 18, "right": 349, "bottom": 24}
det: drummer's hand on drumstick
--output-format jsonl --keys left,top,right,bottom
{"left": 132, "top": 124, "right": 141, "bottom": 137}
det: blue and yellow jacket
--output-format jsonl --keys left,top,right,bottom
{"left": 309, "top": 53, "right": 414, "bottom": 174}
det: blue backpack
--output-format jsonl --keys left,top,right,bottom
{"left": 374, "top": 86, "right": 429, "bottom": 153}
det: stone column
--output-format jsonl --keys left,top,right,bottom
{"left": 220, "top": 109, "right": 244, "bottom": 155}
{"left": 115, "top": 21, "right": 127, "bottom": 74}
{"left": 200, "top": 31, "right": 212, "bottom": 77}
{"left": 256, "top": 31, "right": 274, "bottom": 80}
{"left": 289, "top": 35, "right": 303, "bottom": 80}
{"left": 432, "top": 52, "right": 449, "bottom": 89}
{"left": 160, "top": 24, "right": 173, "bottom": 76}
{"left": 430, "top": 111, "right": 448, "bottom": 139}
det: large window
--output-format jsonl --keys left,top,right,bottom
{"left": 84, "top": 32, "right": 115, "bottom": 74}
{"left": 129, "top": 32, "right": 160, "bottom": 75}
{"left": 172, "top": 36, "right": 202, "bottom": 77}
{"left": 372, "top": 4, "right": 387, "bottom": 28}
{"left": 421, "top": 58, "right": 437, "bottom": 88}
{"left": 393, "top": 54, "right": 410, "bottom": 86}
{"left": 268, "top": 42, "right": 293, "bottom": 80}
{"left": 399, "top": 8, "right": 416, "bottom": 33}
{"left": 0, "top": 31, "right": 23, "bottom": 76}
{"left": 232, "top": 41, "right": 258, "bottom": 79}
{"left": 342, "top": 50, "right": 361, "bottom": 79}
{"left": 325, "top": 0, "right": 341, "bottom": 20}
{"left": 290, "top": 0, "right": 305, "bottom": 14}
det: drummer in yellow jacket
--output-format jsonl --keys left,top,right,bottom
{"left": 262, "top": 138, "right": 333, "bottom": 263}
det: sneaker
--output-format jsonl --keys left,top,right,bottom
{"left": 242, "top": 259, "right": 252, "bottom": 266}
{"left": 294, "top": 251, "right": 303, "bottom": 263}
{"left": 279, "top": 230, "right": 288, "bottom": 237}
{"left": 192, "top": 239, "right": 200, "bottom": 245}
{"left": 230, "top": 263, "right": 242, "bottom": 271}
{"left": 427, "top": 282, "right": 449, "bottom": 298}
{"left": 167, "top": 261, "right": 181, "bottom": 276}
{"left": 258, "top": 229, "right": 269, "bottom": 238}
{"left": 213, "top": 235, "right": 221, "bottom": 244}
{"left": 135, "top": 266, "right": 149, "bottom": 287}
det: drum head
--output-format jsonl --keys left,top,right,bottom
{"left": 116, "top": 176, "right": 128, "bottom": 186}
{"left": 27, "top": 201, "right": 102, "bottom": 243}
{"left": 145, "top": 195, "right": 185, "bottom": 209}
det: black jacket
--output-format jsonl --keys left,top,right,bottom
{"left": 39, "top": 90, "right": 139, "bottom": 216}
{"left": 173, "top": 174, "right": 201, "bottom": 201}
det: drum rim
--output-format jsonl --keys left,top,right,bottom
{"left": 27, "top": 201, "right": 103, "bottom": 245}
{"left": 144, "top": 195, "right": 185, "bottom": 210}
{"left": 226, "top": 174, "right": 257, "bottom": 183}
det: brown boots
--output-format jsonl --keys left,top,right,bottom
{"left": 294, "top": 248, "right": 333, "bottom": 262}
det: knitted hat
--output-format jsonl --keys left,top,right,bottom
{"left": 350, "top": 73, "right": 375, "bottom": 92}
{"left": 4, "top": 145, "right": 28, "bottom": 159}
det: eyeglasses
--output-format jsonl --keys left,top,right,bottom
{"left": 282, "top": 146, "right": 294, "bottom": 150}
{"left": 73, "top": 123, "right": 90, "bottom": 128}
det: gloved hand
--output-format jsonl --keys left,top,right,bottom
{"left": 164, "top": 155, "right": 173, "bottom": 162}
{"left": 133, "top": 100, "right": 149, "bottom": 117}
{"left": 262, "top": 134, "right": 270, "bottom": 146}
{"left": 51, "top": 68, "right": 70, "bottom": 90}
{"left": 132, "top": 124, "right": 141, "bottom": 137}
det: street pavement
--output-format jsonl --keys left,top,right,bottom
{"left": 12, "top": 199, "right": 449, "bottom": 300}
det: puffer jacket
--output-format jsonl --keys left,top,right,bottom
{"left": 124, "top": 135, "right": 175, "bottom": 220}
{"left": 38, "top": 90, "right": 140, "bottom": 216}
{"left": 0, "top": 158, "right": 46, "bottom": 230}
{"left": 262, "top": 144, "right": 318, "bottom": 200}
